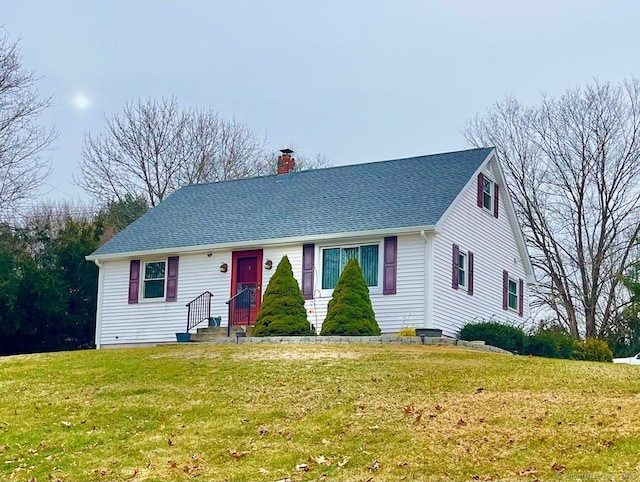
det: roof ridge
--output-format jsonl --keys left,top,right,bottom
{"left": 180, "top": 146, "right": 494, "bottom": 190}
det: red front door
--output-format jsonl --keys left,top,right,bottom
{"left": 231, "top": 250, "right": 263, "bottom": 325}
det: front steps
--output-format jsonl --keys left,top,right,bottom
{"left": 189, "top": 325, "right": 253, "bottom": 342}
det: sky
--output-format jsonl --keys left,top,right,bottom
{"left": 3, "top": 0, "right": 639, "bottom": 205}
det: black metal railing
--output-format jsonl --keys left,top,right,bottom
{"left": 185, "top": 291, "right": 213, "bottom": 333}
{"left": 226, "top": 288, "right": 252, "bottom": 337}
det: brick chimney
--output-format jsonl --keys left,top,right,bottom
{"left": 277, "top": 148, "right": 296, "bottom": 175}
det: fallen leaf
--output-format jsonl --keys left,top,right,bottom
{"left": 337, "top": 457, "right": 349, "bottom": 468}
{"left": 601, "top": 439, "right": 614, "bottom": 448}
{"left": 168, "top": 461, "right": 178, "bottom": 469}
{"left": 368, "top": 424, "right": 380, "bottom": 430}
{"left": 296, "top": 463, "right": 310, "bottom": 472}
{"left": 258, "top": 467, "right": 269, "bottom": 474}
{"left": 321, "top": 439, "right": 330, "bottom": 445}
{"left": 367, "top": 460, "right": 380, "bottom": 471}
{"left": 476, "top": 387, "right": 486, "bottom": 393}
{"left": 61, "top": 421, "right": 72, "bottom": 428}
{"left": 551, "top": 462, "right": 566, "bottom": 473}
{"left": 314, "top": 455, "right": 329, "bottom": 465}
{"left": 517, "top": 467, "right": 537, "bottom": 476}
{"left": 403, "top": 405, "right": 415, "bottom": 415}
{"left": 167, "top": 438, "right": 174, "bottom": 446}
{"left": 228, "top": 449, "right": 249, "bottom": 459}
{"left": 435, "top": 404, "right": 443, "bottom": 411}
{"left": 457, "top": 419, "right": 467, "bottom": 427}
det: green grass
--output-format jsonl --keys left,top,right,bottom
{"left": 1, "top": 344, "right": 640, "bottom": 481}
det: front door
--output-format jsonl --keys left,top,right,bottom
{"left": 231, "top": 250, "right": 263, "bottom": 325}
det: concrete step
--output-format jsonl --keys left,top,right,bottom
{"left": 191, "top": 325, "right": 253, "bottom": 342}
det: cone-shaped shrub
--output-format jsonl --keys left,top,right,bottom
{"left": 321, "top": 258, "right": 381, "bottom": 336}
{"left": 253, "top": 256, "right": 314, "bottom": 336}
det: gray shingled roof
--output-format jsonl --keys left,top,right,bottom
{"left": 90, "top": 148, "right": 493, "bottom": 257}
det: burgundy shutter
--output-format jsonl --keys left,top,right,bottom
{"left": 128, "top": 260, "right": 140, "bottom": 304}
{"left": 166, "top": 256, "right": 179, "bottom": 302}
{"left": 502, "top": 270, "right": 509, "bottom": 310}
{"left": 518, "top": 278, "right": 524, "bottom": 316}
{"left": 468, "top": 251, "right": 474, "bottom": 296}
{"left": 383, "top": 236, "right": 397, "bottom": 295}
{"left": 494, "top": 183, "right": 500, "bottom": 218}
{"left": 477, "top": 173, "right": 484, "bottom": 208}
{"left": 302, "top": 244, "right": 314, "bottom": 299}
{"left": 452, "top": 244, "right": 460, "bottom": 289}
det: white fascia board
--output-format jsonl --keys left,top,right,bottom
{"left": 85, "top": 225, "right": 437, "bottom": 262}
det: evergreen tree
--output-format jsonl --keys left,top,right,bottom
{"left": 253, "top": 256, "right": 314, "bottom": 336}
{"left": 321, "top": 258, "right": 381, "bottom": 336}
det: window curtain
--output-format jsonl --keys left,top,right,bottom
{"left": 322, "top": 248, "right": 340, "bottom": 289}
{"left": 360, "top": 245, "right": 378, "bottom": 286}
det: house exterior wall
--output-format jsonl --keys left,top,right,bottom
{"left": 431, "top": 164, "right": 530, "bottom": 337}
{"left": 95, "top": 233, "right": 429, "bottom": 346}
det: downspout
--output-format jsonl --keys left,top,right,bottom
{"left": 93, "top": 259, "right": 105, "bottom": 349}
{"left": 420, "top": 230, "right": 434, "bottom": 329}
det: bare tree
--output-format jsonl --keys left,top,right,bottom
{"left": 465, "top": 79, "right": 640, "bottom": 338}
{"left": 77, "top": 97, "right": 272, "bottom": 207}
{"left": 0, "top": 29, "right": 56, "bottom": 219}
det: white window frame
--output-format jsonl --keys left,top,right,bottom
{"left": 507, "top": 277, "right": 519, "bottom": 311}
{"left": 458, "top": 251, "right": 467, "bottom": 289}
{"left": 318, "top": 240, "right": 384, "bottom": 298}
{"left": 141, "top": 259, "right": 167, "bottom": 302}
{"left": 482, "top": 175, "right": 494, "bottom": 213}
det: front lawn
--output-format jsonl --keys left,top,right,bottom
{"left": 1, "top": 344, "right": 639, "bottom": 481}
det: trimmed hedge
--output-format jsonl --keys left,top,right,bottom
{"left": 252, "top": 256, "right": 314, "bottom": 337}
{"left": 321, "top": 258, "right": 381, "bottom": 336}
{"left": 458, "top": 322, "right": 527, "bottom": 354}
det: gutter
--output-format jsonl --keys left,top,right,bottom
{"left": 86, "top": 225, "right": 438, "bottom": 262}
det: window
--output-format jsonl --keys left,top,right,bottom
{"left": 502, "top": 270, "right": 523, "bottom": 316}
{"left": 452, "top": 244, "right": 474, "bottom": 295}
{"left": 477, "top": 173, "right": 499, "bottom": 218}
{"left": 321, "top": 244, "right": 379, "bottom": 290}
{"left": 508, "top": 278, "right": 518, "bottom": 310}
{"left": 482, "top": 177, "right": 493, "bottom": 211}
{"left": 143, "top": 261, "right": 166, "bottom": 299}
{"left": 458, "top": 252, "right": 467, "bottom": 288}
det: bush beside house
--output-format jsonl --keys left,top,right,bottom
{"left": 459, "top": 321, "right": 613, "bottom": 362}
{"left": 321, "top": 258, "right": 381, "bottom": 336}
{"left": 252, "top": 256, "right": 314, "bottom": 337}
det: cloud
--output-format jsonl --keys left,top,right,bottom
{"left": 70, "top": 91, "right": 93, "bottom": 111}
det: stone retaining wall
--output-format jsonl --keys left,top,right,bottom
{"left": 192, "top": 335, "right": 512, "bottom": 355}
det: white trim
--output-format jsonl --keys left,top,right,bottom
{"left": 507, "top": 276, "right": 520, "bottom": 312}
{"left": 421, "top": 230, "right": 435, "bottom": 329}
{"left": 480, "top": 172, "right": 495, "bottom": 215}
{"left": 140, "top": 259, "right": 168, "bottom": 302}
{"left": 458, "top": 250, "right": 468, "bottom": 289}
{"left": 86, "top": 225, "right": 437, "bottom": 262}
{"left": 93, "top": 259, "right": 104, "bottom": 349}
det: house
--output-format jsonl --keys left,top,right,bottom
{"left": 86, "top": 147, "right": 535, "bottom": 348}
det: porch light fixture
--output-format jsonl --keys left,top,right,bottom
{"left": 219, "top": 262, "right": 228, "bottom": 273}
{"left": 264, "top": 259, "right": 273, "bottom": 270}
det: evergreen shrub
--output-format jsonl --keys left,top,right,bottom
{"left": 458, "top": 321, "right": 527, "bottom": 353}
{"left": 252, "top": 256, "right": 314, "bottom": 337}
{"left": 320, "top": 258, "right": 381, "bottom": 336}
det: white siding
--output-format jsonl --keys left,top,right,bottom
{"left": 98, "top": 252, "right": 230, "bottom": 346}
{"left": 97, "top": 234, "right": 428, "bottom": 345}
{"left": 431, "top": 165, "right": 530, "bottom": 337}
